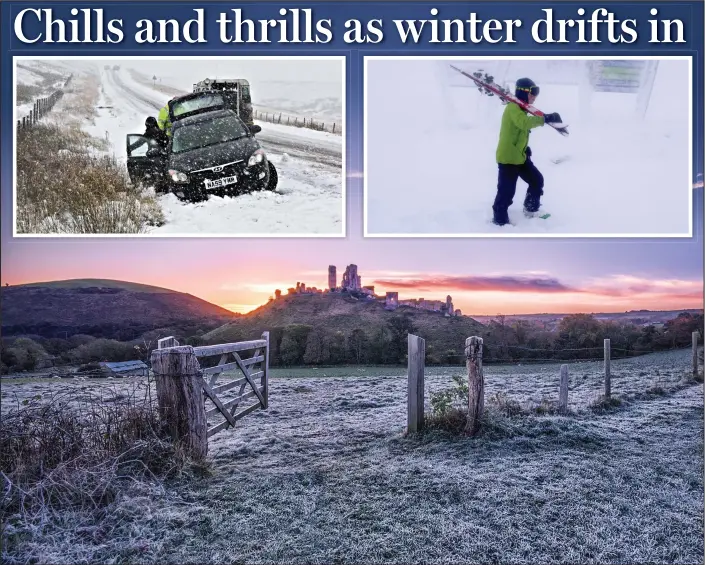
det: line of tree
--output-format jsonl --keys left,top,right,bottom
{"left": 1, "top": 312, "right": 702, "bottom": 374}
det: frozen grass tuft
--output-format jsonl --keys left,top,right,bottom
{"left": 15, "top": 124, "right": 164, "bottom": 234}
{"left": 0, "top": 385, "right": 203, "bottom": 564}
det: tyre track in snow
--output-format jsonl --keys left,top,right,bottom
{"left": 106, "top": 70, "right": 343, "bottom": 169}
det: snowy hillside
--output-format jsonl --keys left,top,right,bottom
{"left": 365, "top": 58, "right": 691, "bottom": 236}
{"left": 15, "top": 60, "right": 344, "bottom": 236}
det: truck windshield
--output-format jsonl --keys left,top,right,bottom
{"left": 171, "top": 115, "right": 249, "bottom": 153}
{"left": 171, "top": 93, "right": 225, "bottom": 117}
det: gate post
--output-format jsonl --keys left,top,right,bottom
{"left": 150, "top": 346, "right": 208, "bottom": 459}
{"left": 407, "top": 334, "right": 425, "bottom": 433}
{"left": 465, "top": 336, "right": 484, "bottom": 436}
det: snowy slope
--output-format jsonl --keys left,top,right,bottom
{"left": 365, "top": 59, "right": 691, "bottom": 236}
{"left": 81, "top": 66, "right": 343, "bottom": 236}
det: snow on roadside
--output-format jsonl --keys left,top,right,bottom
{"left": 150, "top": 152, "right": 342, "bottom": 235}
{"left": 77, "top": 68, "right": 344, "bottom": 235}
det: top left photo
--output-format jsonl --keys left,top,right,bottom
{"left": 12, "top": 56, "right": 346, "bottom": 237}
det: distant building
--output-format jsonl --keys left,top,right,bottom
{"left": 341, "top": 264, "right": 362, "bottom": 291}
{"left": 98, "top": 360, "right": 149, "bottom": 378}
{"left": 328, "top": 265, "right": 337, "bottom": 290}
{"left": 385, "top": 291, "right": 399, "bottom": 310}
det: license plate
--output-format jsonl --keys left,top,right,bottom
{"left": 205, "top": 175, "right": 237, "bottom": 190}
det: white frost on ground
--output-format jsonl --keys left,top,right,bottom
{"left": 2, "top": 349, "right": 703, "bottom": 563}
{"left": 365, "top": 59, "right": 691, "bottom": 236}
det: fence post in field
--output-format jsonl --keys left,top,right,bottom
{"left": 262, "top": 331, "right": 270, "bottom": 409}
{"left": 604, "top": 338, "right": 611, "bottom": 399}
{"left": 150, "top": 346, "right": 208, "bottom": 459}
{"left": 559, "top": 364, "right": 569, "bottom": 414}
{"left": 465, "top": 336, "right": 484, "bottom": 436}
{"left": 407, "top": 333, "right": 425, "bottom": 433}
{"left": 693, "top": 331, "right": 700, "bottom": 377}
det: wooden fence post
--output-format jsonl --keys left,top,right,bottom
{"left": 559, "top": 364, "right": 569, "bottom": 414}
{"left": 693, "top": 331, "right": 700, "bottom": 377}
{"left": 604, "top": 338, "right": 611, "bottom": 399}
{"left": 150, "top": 346, "right": 208, "bottom": 459}
{"left": 262, "top": 331, "right": 270, "bottom": 409}
{"left": 465, "top": 336, "right": 484, "bottom": 436}
{"left": 407, "top": 334, "right": 425, "bottom": 433}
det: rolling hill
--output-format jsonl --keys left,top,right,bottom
{"left": 205, "top": 292, "right": 485, "bottom": 354}
{"left": 1, "top": 279, "right": 237, "bottom": 339}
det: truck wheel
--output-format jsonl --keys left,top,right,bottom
{"left": 266, "top": 161, "right": 278, "bottom": 191}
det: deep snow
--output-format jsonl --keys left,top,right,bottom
{"left": 91, "top": 66, "right": 344, "bottom": 236}
{"left": 365, "top": 59, "right": 691, "bottom": 236}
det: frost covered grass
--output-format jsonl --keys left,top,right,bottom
{"left": 1, "top": 349, "right": 701, "bottom": 563}
{"left": 0, "top": 383, "right": 204, "bottom": 565}
{"left": 15, "top": 123, "right": 164, "bottom": 234}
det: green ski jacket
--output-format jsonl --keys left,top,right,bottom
{"left": 496, "top": 102, "right": 545, "bottom": 165}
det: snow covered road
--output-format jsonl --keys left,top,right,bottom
{"left": 85, "top": 67, "right": 343, "bottom": 235}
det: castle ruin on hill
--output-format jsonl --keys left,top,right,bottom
{"left": 273, "top": 264, "right": 462, "bottom": 317}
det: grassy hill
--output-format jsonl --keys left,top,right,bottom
{"left": 204, "top": 292, "right": 485, "bottom": 364}
{"left": 1, "top": 279, "right": 237, "bottom": 339}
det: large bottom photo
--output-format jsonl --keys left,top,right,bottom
{"left": 2, "top": 184, "right": 704, "bottom": 564}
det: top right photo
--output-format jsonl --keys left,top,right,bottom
{"left": 364, "top": 56, "right": 693, "bottom": 237}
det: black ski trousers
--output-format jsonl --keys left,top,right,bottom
{"left": 492, "top": 157, "right": 544, "bottom": 225}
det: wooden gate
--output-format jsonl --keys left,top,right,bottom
{"left": 156, "top": 332, "right": 269, "bottom": 439}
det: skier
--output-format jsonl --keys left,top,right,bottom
{"left": 492, "top": 77, "right": 562, "bottom": 226}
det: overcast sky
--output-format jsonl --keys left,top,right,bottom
{"left": 74, "top": 58, "right": 343, "bottom": 88}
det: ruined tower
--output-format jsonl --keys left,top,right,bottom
{"left": 328, "top": 265, "right": 337, "bottom": 291}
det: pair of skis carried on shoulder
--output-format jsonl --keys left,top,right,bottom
{"left": 449, "top": 65, "right": 570, "bottom": 137}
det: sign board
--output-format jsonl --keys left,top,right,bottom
{"left": 588, "top": 60, "right": 648, "bottom": 93}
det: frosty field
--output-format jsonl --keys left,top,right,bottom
{"left": 2, "top": 349, "right": 702, "bottom": 564}
{"left": 365, "top": 58, "right": 692, "bottom": 236}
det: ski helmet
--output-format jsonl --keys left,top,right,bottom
{"left": 145, "top": 116, "right": 158, "bottom": 128}
{"left": 515, "top": 78, "right": 539, "bottom": 102}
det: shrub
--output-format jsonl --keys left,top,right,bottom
{"left": 15, "top": 124, "right": 164, "bottom": 234}
{"left": 0, "top": 385, "right": 194, "bottom": 561}
{"left": 67, "top": 339, "right": 137, "bottom": 364}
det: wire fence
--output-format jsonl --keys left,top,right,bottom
{"left": 15, "top": 74, "right": 73, "bottom": 132}
{"left": 436, "top": 343, "right": 699, "bottom": 366}
{"left": 253, "top": 108, "right": 340, "bottom": 134}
